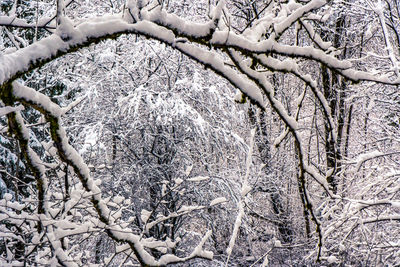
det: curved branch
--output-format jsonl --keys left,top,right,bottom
{"left": 10, "top": 81, "right": 213, "bottom": 266}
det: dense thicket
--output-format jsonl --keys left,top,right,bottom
{"left": 0, "top": 1, "right": 399, "bottom": 266}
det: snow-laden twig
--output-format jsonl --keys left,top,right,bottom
{"left": 1, "top": 90, "right": 79, "bottom": 266}
{"left": 255, "top": 54, "right": 338, "bottom": 142}
{"left": 351, "top": 150, "right": 384, "bottom": 171}
{"left": 0, "top": 0, "right": 75, "bottom": 29}
{"left": 273, "top": 0, "right": 327, "bottom": 39}
{"left": 227, "top": 49, "right": 334, "bottom": 195}
{"left": 369, "top": 0, "right": 400, "bottom": 77}
{"left": 9, "top": 81, "right": 214, "bottom": 266}
{"left": 225, "top": 128, "right": 256, "bottom": 266}
{"left": 1, "top": 5, "right": 400, "bottom": 88}
{"left": 0, "top": 105, "right": 24, "bottom": 117}
{"left": 144, "top": 205, "right": 206, "bottom": 233}
{"left": 227, "top": 49, "right": 326, "bottom": 261}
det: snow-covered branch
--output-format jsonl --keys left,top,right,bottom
{"left": 1, "top": 0, "right": 399, "bottom": 265}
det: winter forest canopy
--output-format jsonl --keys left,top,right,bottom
{"left": 0, "top": 0, "right": 400, "bottom": 266}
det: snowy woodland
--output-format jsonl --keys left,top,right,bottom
{"left": 0, "top": 0, "right": 399, "bottom": 266}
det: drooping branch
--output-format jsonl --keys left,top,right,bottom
{"left": 1, "top": 1, "right": 400, "bottom": 264}
{"left": 0, "top": 83, "right": 78, "bottom": 266}
{"left": 2, "top": 0, "right": 399, "bottom": 87}
{"left": 1, "top": 84, "right": 47, "bottom": 232}
{"left": 9, "top": 81, "right": 214, "bottom": 266}
{"left": 226, "top": 49, "right": 325, "bottom": 261}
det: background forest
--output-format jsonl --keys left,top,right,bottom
{"left": 0, "top": 0, "right": 399, "bottom": 266}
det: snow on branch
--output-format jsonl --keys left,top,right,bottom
{"left": 370, "top": 0, "right": 400, "bottom": 77}
{"left": 143, "top": 0, "right": 225, "bottom": 39}
{"left": 6, "top": 81, "right": 215, "bottom": 266}
{"left": 0, "top": 0, "right": 75, "bottom": 30}
{"left": 1, "top": 2, "right": 400, "bottom": 89}
{"left": 1, "top": 1, "right": 400, "bottom": 265}
{"left": 0, "top": 105, "right": 24, "bottom": 117}
{"left": 225, "top": 128, "right": 255, "bottom": 265}
{"left": 273, "top": 0, "right": 327, "bottom": 39}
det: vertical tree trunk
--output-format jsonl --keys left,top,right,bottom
{"left": 320, "top": 14, "right": 347, "bottom": 194}
{"left": 248, "top": 105, "right": 293, "bottom": 243}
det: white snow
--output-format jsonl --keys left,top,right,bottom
{"left": 174, "top": 178, "right": 183, "bottom": 185}
{"left": 0, "top": 105, "right": 24, "bottom": 117}
{"left": 371, "top": 0, "right": 400, "bottom": 77}
{"left": 327, "top": 255, "right": 338, "bottom": 264}
{"left": 226, "top": 128, "right": 255, "bottom": 263}
{"left": 113, "top": 195, "right": 125, "bottom": 204}
{"left": 274, "top": 0, "right": 326, "bottom": 37}
{"left": 354, "top": 150, "right": 384, "bottom": 171}
{"left": 261, "top": 255, "right": 269, "bottom": 267}
{"left": 274, "top": 239, "right": 282, "bottom": 247}
{"left": 1, "top": 2, "right": 399, "bottom": 266}
{"left": 392, "top": 201, "right": 400, "bottom": 208}
{"left": 187, "top": 176, "right": 209, "bottom": 182}
{"left": 210, "top": 197, "right": 227, "bottom": 206}
{"left": 141, "top": 209, "right": 151, "bottom": 224}
{"left": 174, "top": 42, "right": 265, "bottom": 106}
{"left": 4, "top": 193, "right": 12, "bottom": 201}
